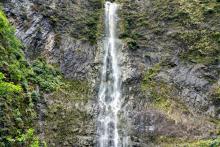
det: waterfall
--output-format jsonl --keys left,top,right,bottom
{"left": 97, "top": 1, "right": 122, "bottom": 147}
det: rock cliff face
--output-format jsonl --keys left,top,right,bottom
{"left": 3, "top": 0, "right": 103, "bottom": 146}
{"left": 2, "top": 0, "right": 220, "bottom": 146}
{"left": 118, "top": 0, "right": 220, "bottom": 145}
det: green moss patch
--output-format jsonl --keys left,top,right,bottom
{"left": 141, "top": 64, "right": 189, "bottom": 113}
{"left": 50, "top": 79, "right": 91, "bottom": 101}
{"left": 155, "top": 136, "right": 220, "bottom": 147}
{"left": 118, "top": 0, "right": 220, "bottom": 65}
{"left": 43, "top": 79, "right": 93, "bottom": 146}
{"left": 34, "top": 0, "right": 104, "bottom": 44}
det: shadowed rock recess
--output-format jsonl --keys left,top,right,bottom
{"left": 1, "top": 0, "right": 220, "bottom": 146}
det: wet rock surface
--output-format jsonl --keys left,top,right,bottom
{"left": 2, "top": 0, "right": 220, "bottom": 146}
{"left": 117, "top": 0, "right": 220, "bottom": 145}
{"left": 60, "top": 37, "right": 98, "bottom": 80}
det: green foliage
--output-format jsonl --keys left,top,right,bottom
{"left": 0, "top": 9, "right": 62, "bottom": 146}
{"left": 0, "top": 11, "right": 21, "bottom": 48}
{"left": 155, "top": 136, "right": 220, "bottom": 147}
{"left": 76, "top": 3, "right": 104, "bottom": 44}
{"left": 124, "top": 38, "right": 139, "bottom": 51}
{"left": 87, "top": 10, "right": 103, "bottom": 44}
{"left": 166, "top": 0, "right": 220, "bottom": 64}
{"left": 30, "top": 58, "right": 62, "bottom": 92}
{"left": 182, "top": 137, "right": 220, "bottom": 147}
{"left": 0, "top": 81, "right": 22, "bottom": 95}
{"left": 0, "top": 72, "right": 4, "bottom": 80}
{"left": 6, "top": 128, "right": 40, "bottom": 146}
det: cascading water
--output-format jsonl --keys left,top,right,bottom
{"left": 97, "top": 1, "right": 122, "bottom": 147}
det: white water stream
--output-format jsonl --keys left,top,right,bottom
{"left": 97, "top": 2, "right": 122, "bottom": 147}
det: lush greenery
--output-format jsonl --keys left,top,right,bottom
{"left": 186, "top": 137, "right": 220, "bottom": 147}
{"left": 30, "top": 59, "right": 62, "bottom": 93}
{"left": 1, "top": 0, "right": 220, "bottom": 146}
{"left": 157, "top": 136, "right": 220, "bottom": 147}
{"left": 0, "top": 10, "right": 62, "bottom": 146}
{"left": 119, "top": 0, "right": 220, "bottom": 64}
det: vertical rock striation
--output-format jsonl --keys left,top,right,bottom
{"left": 2, "top": 0, "right": 220, "bottom": 146}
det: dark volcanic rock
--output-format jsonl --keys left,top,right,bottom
{"left": 2, "top": 0, "right": 220, "bottom": 146}
{"left": 60, "top": 38, "right": 97, "bottom": 80}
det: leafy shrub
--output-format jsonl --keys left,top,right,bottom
{"left": 0, "top": 9, "right": 61, "bottom": 146}
{"left": 6, "top": 128, "right": 40, "bottom": 146}
{"left": 0, "top": 81, "right": 22, "bottom": 95}
{"left": 30, "top": 58, "right": 62, "bottom": 92}
{"left": 127, "top": 39, "right": 139, "bottom": 51}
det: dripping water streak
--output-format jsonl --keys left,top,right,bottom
{"left": 97, "top": 2, "right": 121, "bottom": 147}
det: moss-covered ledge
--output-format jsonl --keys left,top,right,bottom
{"left": 141, "top": 63, "right": 220, "bottom": 146}
{"left": 41, "top": 78, "right": 95, "bottom": 146}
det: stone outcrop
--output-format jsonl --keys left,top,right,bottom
{"left": 2, "top": 0, "right": 220, "bottom": 146}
